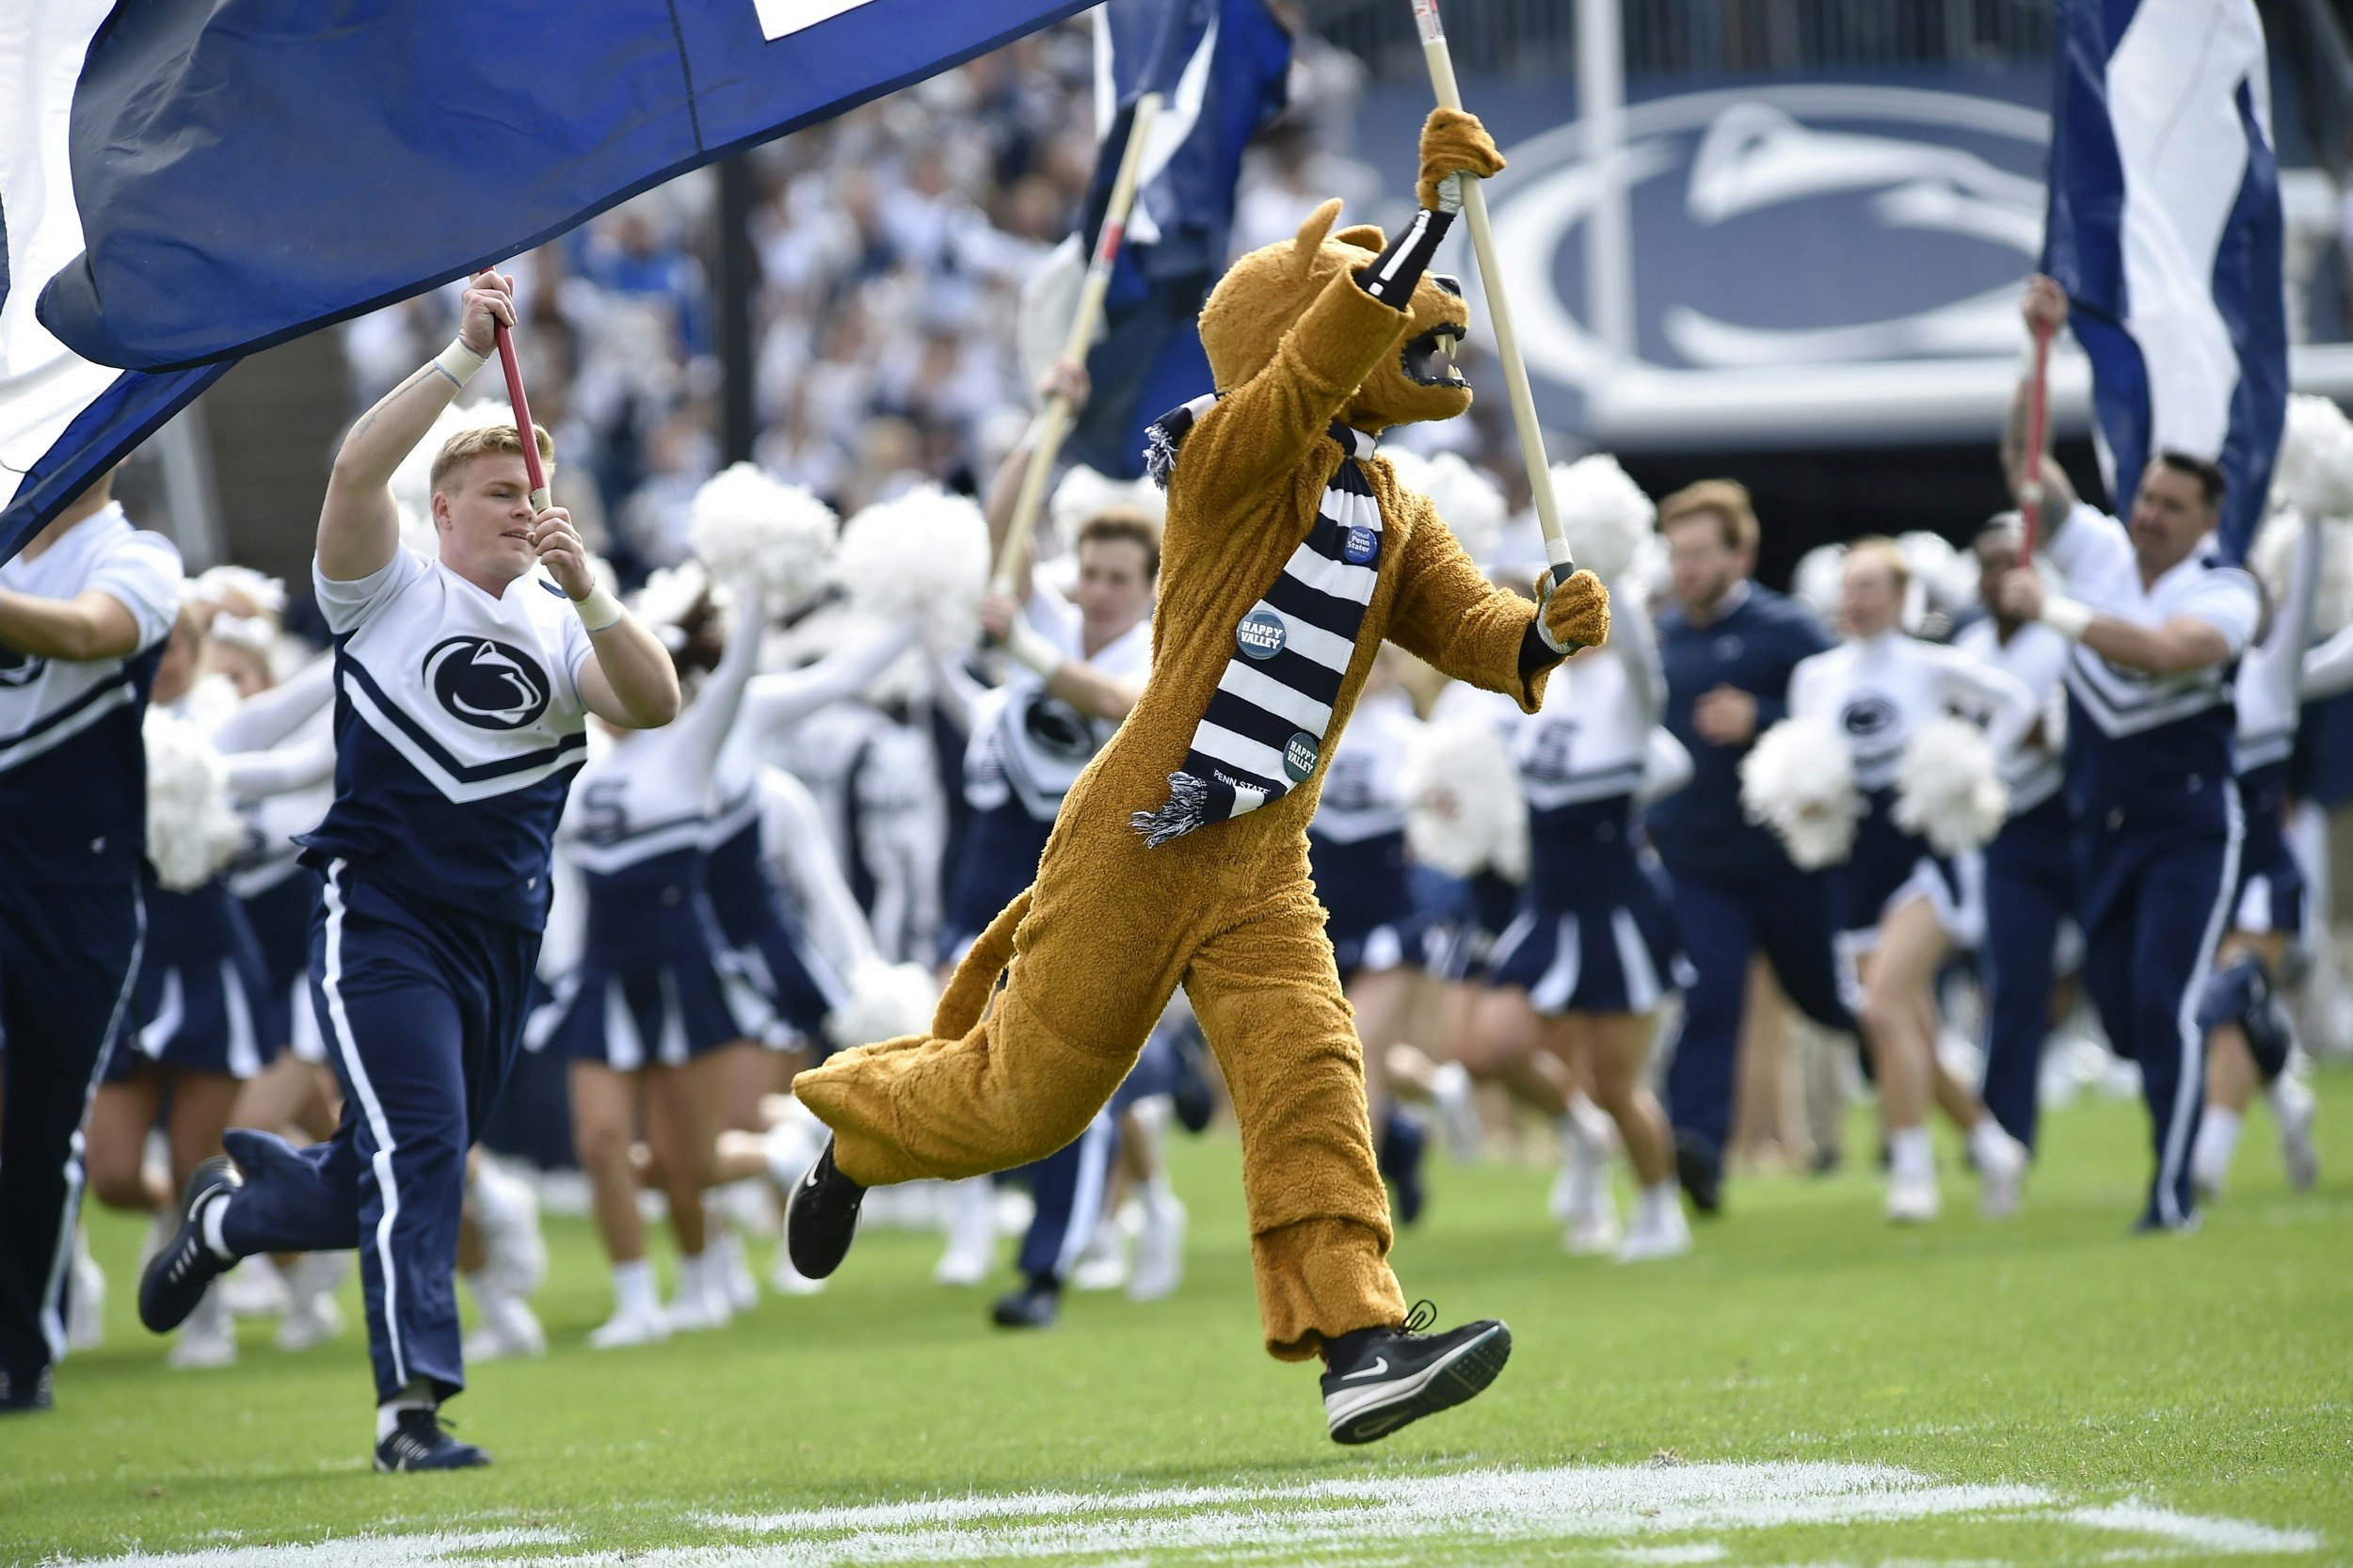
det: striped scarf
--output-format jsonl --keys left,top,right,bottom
{"left": 1132, "top": 397, "right": 1385, "bottom": 846}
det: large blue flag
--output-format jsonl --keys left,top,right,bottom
{"left": 1062, "top": 0, "right": 1289, "bottom": 479}
{"left": 5, "top": 0, "right": 1092, "bottom": 558}
{"left": 2041, "top": 0, "right": 2285, "bottom": 562}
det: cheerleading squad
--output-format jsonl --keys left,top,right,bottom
{"left": 0, "top": 270, "right": 2331, "bottom": 1450}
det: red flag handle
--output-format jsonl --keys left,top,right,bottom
{"left": 2018, "top": 317, "right": 2053, "bottom": 568}
{"left": 492, "top": 321, "right": 550, "bottom": 510}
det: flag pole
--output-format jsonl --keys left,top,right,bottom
{"left": 1410, "top": 0, "right": 1573, "bottom": 583}
{"left": 989, "top": 91, "right": 1165, "bottom": 600}
{"left": 2017, "top": 317, "right": 2054, "bottom": 567}
{"left": 492, "top": 320, "right": 550, "bottom": 512}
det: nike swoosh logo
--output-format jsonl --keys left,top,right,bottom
{"left": 1340, "top": 1356, "right": 1389, "bottom": 1381}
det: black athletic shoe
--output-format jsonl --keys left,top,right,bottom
{"left": 784, "top": 1137, "right": 866, "bottom": 1280}
{"left": 0, "top": 1367, "right": 53, "bottom": 1415}
{"left": 990, "top": 1277, "right": 1061, "bottom": 1329}
{"left": 374, "top": 1408, "right": 491, "bottom": 1472}
{"left": 1673, "top": 1131, "right": 1721, "bottom": 1215}
{"left": 139, "top": 1156, "right": 240, "bottom": 1333}
{"left": 1321, "top": 1301, "right": 1512, "bottom": 1445}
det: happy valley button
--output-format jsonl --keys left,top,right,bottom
{"left": 1342, "top": 524, "right": 1379, "bottom": 566}
{"left": 1282, "top": 731, "right": 1320, "bottom": 782}
{"left": 1237, "top": 608, "right": 1287, "bottom": 661}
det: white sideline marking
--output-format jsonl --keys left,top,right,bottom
{"left": 56, "top": 1464, "right": 2321, "bottom": 1565}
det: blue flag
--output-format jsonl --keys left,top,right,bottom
{"left": 1063, "top": 0, "right": 1290, "bottom": 479}
{"left": 6, "top": 0, "right": 1090, "bottom": 559}
{"left": 2041, "top": 0, "right": 2285, "bottom": 562}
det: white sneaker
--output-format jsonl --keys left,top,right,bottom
{"left": 167, "top": 1288, "right": 237, "bottom": 1369}
{"left": 1563, "top": 1185, "right": 1622, "bottom": 1256}
{"left": 665, "top": 1265, "right": 734, "bottom": 1334}
{"left": 2273, "top": 1076, "right": 2320, "bottom": 1192}
{"left": 768, "top": 1251, "right": 827, "bottom": 1296}
{"left": 275, "top": 1254, "right": 347, "bottom": 1353}
{"left": 462, "top": 1290, "right": 546, "bottom": 1363}
{"left": 1128, "top": 1192, "right": 1186, "bottom": 1303}
{"left": 217, "top": 1256, "right": 289, "bottom": 1318}
{"left": 1070, "top": 1214, "right": 1131, "bottom": 1293}
{"left": 588, "top": 1305, "right": 671, "bottom": 1349}
{"left": 68, "top": 1233, "right": 105, "bottom": 1352}
{"left": 933, "top": 1179, "right": 997, "bottom": 1286}
{"left": 1885, "top": 1173, "right": 1943, "bottom": 1224}
{"left": 1429, "top": 1062, "right": 1484, "bottom": 1163}
{"left": 1972, "top": 1122, "right": 2030, "bottom": 1219}
{"left": 1614, "top": 1201, "right": 1692, "bottom": 1264}
{"left": 718, "top": 1232, "right": 760, "bottom": 1313}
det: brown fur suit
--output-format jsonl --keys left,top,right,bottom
{"left": 796, "top": 110, "right": 1609, "bottom": 1360}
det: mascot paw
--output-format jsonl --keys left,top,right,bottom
{"left": 1417, "top": 108, "right": 1507, "bottom": 211}
{"left": 1535, "top": 568, "right": 1609, "bottom": 654}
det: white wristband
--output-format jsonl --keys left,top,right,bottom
{"left": 1004, "top": 618, "right": 1061, "bottom": 678}
{"left": 2040, "top": 595, "right": 2094, "bottom": 641}
{"left": 573, "top": 585, "right": 624, "bottom": 634}
{"left": 433, "top": 337, "right": 489, "bottom": 390}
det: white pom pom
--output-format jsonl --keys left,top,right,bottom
{"left": 1792, "top": 543, "right": 1847, "bottom": 631}
{"left": 689, "top": 462, "right": 837, "bottom": 605}
{"left": 1402, "top": 714, "right": 1526, "bottom": 878}
{"left": 1385, "top": 449, "right": 1508, "bottom": 569}
{"left": 1893, "top": 715, "right": 2009, "bottom": 856}
{"left": 1547, "top": 454, "right": 1654, "bottom": 584}
{"left": 1897, "top": 530, "right": 1978, "bottom": 616}
{"left": 2249, "top": 507, "right": 2353, "bottom": 639}
{"left": 1740, "top": 716, "right": 1861, "bottom": 870}
{"left": 143, "top": 709, "right": 247, "bottom": 892}
{"left": 2273, "top": 393, "right": 2353, "bottom": 520}
{"left": 824, "top": 959, "right": 941, "bottom": 1053}
{"left": 192, "top": 565, "right": 286, "bottom": 619}
{"left": 832, "top": 485, "right": 993, "bottom": 656}
{"left": 1049, "top": 464, "right": 1167, "bottom": 539}
{"left": 628, "top": 559, "right": 714, "bottom": 635}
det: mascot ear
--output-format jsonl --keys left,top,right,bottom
{"left": 1334, "top": 223, "right": 1388, "bottom": 252}
{"left": 1290, "top": 199, "right": 1344, "bottom": 275}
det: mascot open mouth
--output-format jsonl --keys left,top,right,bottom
{"left": 1401, "top": 323, "right": 1468, "bottom": 387}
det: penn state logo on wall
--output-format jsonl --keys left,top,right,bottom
{"left": 0, "top": 647, "right": 46, "bottom": 689}
{"left": 424, "top": 636, "right": 552, "bottom": 730}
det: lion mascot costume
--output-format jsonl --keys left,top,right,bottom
{"left": 789, "top": 109, "right": 1610, "bottom": 1444}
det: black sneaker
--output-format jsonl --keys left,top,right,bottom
{"left": 0, "top": 1366, "right": 53, "bottom": 1415}
{"left": 139, "top": 1156, "right": 240, "bottom": 1333}
{"left": 374, "top": 1407, "right": 491, "bottom": 1472}
{"left": 1321, "top": 1301, "right": 1512, "bottom": 1445}
{"left": 784, "top": 1138, "right": 866, "bottom": 1280}
{"left": 991, "top": 1277, "right": 1061, "bottom": 1329}
{"left": 1673, "top": 1131, "right": 1721, "bottom": 1215}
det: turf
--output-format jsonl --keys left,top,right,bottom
{"left": 4, "top": 1064, "right": 2348, "bottom": 1566}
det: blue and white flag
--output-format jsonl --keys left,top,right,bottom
{"left": 5, "top": 0, "right": 1092, "bottom": 560}
{"left": 2, "top": 2, "right": 228, "bottom": 565}
{"left": 1062, "top": 0, "right": 1290, "bottom": 479}
{"left": 2042, "top": 0, "right": 2286, "bottom": 562}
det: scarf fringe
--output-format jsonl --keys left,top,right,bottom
{"left": 1144, "top": 423, "right": 1183, "bottom": 491}
{"left": 1130, "top": 771, "right": 1211, "bottom": 847}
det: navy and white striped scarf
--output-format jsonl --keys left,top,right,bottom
{"left": 1132, "top": 396, "right": 1385, "bottom": 846}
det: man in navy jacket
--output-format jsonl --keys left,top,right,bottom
{"left": 1647, "top": 482, "right": 1850, "bottom": 1210}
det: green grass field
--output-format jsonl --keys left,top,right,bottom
{"left": 6, "top": 1065, "right": 2349, "bottom": 1567}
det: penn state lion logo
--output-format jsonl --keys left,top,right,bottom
{"left": 0, "top": 646, "right": 46, "bottom": 689}
{"left": 1841, "top": 695, "right": 1899, "bottom": 741}
{"left": 1020, "top": 692, "right": 1096, "bottom": 764}
{"left": 423, "top": 636, "right": 552, "bottom": 730}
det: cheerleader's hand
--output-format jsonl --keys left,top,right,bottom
{"left": 1534, "top": 568, "right": 1609, "bottom": 655}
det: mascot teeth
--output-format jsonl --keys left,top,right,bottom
{"left": 1402, "top": 323, "right": 1467, "bottom": 387}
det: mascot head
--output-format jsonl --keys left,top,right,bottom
{"left": 1199, "top": 199, "right": 1472, "bottom": 433}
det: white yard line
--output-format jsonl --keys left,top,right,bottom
{"left": 56, "top": 1463, "right": 2322, "bottom": 1566}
